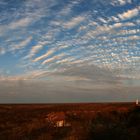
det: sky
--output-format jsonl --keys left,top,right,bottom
{"left": 0, "top": 0, "right": 140, "bottom": 103}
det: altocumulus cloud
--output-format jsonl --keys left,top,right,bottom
{"left": 0, "top": 0, "right": 140, "bottom": 102}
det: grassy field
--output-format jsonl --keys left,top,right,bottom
{"left": 0, "top": 103, "right": 139, "bottom": 140}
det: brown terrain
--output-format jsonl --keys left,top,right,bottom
{"left": 0, "top": 103, "right": 140, "bottom": 140}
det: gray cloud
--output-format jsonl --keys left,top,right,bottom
{"left": 49, "top": 64, "right": 119, "bottom": 84}
{"left": 0, "top": 80, "right": 139, "bottom": 103}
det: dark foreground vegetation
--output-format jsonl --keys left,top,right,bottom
{"left": 0, "top": 103, "right": 140, "bottom": 140}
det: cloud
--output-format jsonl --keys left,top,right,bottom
{"left": 83, "top": 20, "right": 135, "bottom": 41}
{"left": 136, "top": 19, "right": 140, "bottom": 24}
{"left": 41, "top": 53, "right": 65, "bottom": 65}
{"left": 56, "top": 57, "right": 75, "bottom": 64}
{"left": 111, "top": 0, "right": 132, "bottom": 6}
{"left": 0, "top": 47, "right": 5, "bottom": 55}
{"left": 118, "top": 7, "right": 139, "bottom": 20}
{"left": 11, "top": 36, "right": 32, "bottom": 51}
{"left": 110, "top": 22, "right": 135, "bottom": 28}
{"left": 0, "top": 76, "right": 140, "bottom": 103}
{"left": 9, "top": 18, "right": 33, "bottom": 29}
{"left": 98, "top": 17, "right": 108, "bottom": 24}
{"left": 63, "top": 15, "right": 86, "bottom": 29}
{"left": 0, "top": 18, "right": 33, "bottom": 35}
{"left": 29, "top": 44, "right": 43, "bottom": 58}
{"left": 52, "top": 64, "right": 119, "bottom": 84}
{"left": 127, "top": 35, "right": 140, "bottom": 40}
{"left": 118, "top": 0, "right": 128, "bottom": 5}
{"left": 0, "top": 0, "right": 139, "bottom": 84}
{"left": 33, "top": 48, "right": 55, "bottom": 62}
{"left": 59, "top": 0, "right": 81, "bottom": 16}
{"left": 111, "top": 16, "right": 120, "bottom": 22}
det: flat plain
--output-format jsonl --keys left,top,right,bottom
{"left": 0, "top": 103, "right": 139, "bottom": 140}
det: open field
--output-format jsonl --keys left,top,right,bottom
{"left": 0, "top": 103, "right": 140, "bottom": 140}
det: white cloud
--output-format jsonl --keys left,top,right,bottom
{"left": 88, "top": 21, "right": 98, "bottom": 26}
{"left": 115, "top": 29, "right": 138, "bottom": 36}
{"left": 111, "top": 0, "right": 132, "bottom": 6}
{"left": 136, "top": 19, "right": 140, "bottom": 24}
{"left": 127, "top": 35, "right": 140, "bottom": 40}
{"left": 118, "top": 0, "right": 132, "bottom": 5}
{"left": 29, "top": 45, "right": 43, "bottom": 58}
{"left": 84, "top": 21, "right": 135, "bottom": 40}
{"left": 110, "top": 22, "right": 135, "bottom": 28}
{"left": 118, "top": 7, "right": 139, "bottom": 20}
{"left": 0, "top": 0, "right": 139, "bottom": 82}
{"left": 33, "top": 48, "right": 55, "bottom": 62}
{"left": 9, "top": 18, "right": 32, "bottom": 29}
{"left": 111, "top": 16, "right": 120, "bottom": 22}
{"left": 59, "top": 0, "right": 81, "bottom": 16}
{"left": 98, "top": 17, "right": 108, "bottom": 23}
{"left": 0, "top": 47, "right": 5, "bottom": 55}
{"left": 12, "top": 36, "right": 32, "bottom": 51}
{"left": 63, "top": 15, "right": 85, "bottom": 29}
{"left": 118, "top": 0, "right": 127, "bottom": 5}
{"left": 56, "top": 57, "right": 75, "bottom": 64}
{"left": 42, "top": 53, "right": 65, "bottom": 65}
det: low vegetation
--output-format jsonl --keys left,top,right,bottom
{"left": 0, "top": 103, "right": 140, "bottom": 140}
